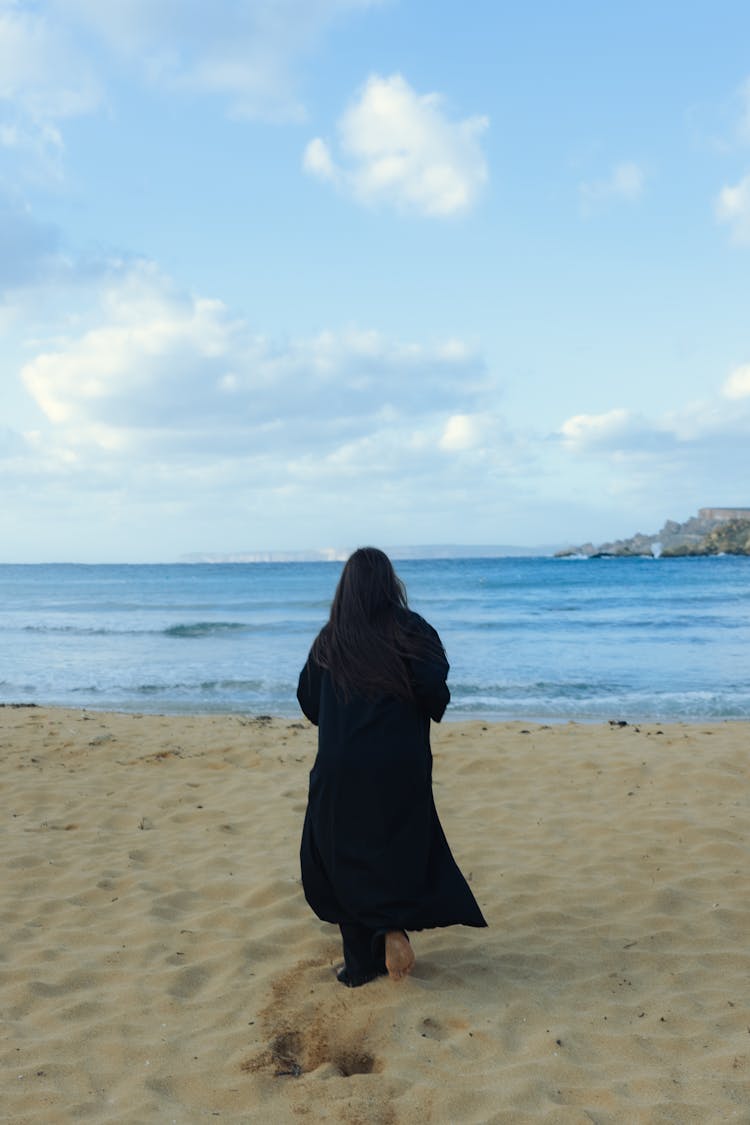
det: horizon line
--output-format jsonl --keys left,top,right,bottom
{"left": 1, "top": 544, "right": 565, "bottom": 566}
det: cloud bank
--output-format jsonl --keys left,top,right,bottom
{"left": 18, "top": 262, "right": 493, "bottom": 465}
{"left": 0, "top": 0, "right": 381, "bottom": 167}
{"left": 10, "top": 255, "right": 749, "bottom": 552}
{"left": 51, "top": 0, "right": 380, "bottom": 121}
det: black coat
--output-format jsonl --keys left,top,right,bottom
{"left": 297, "top": 611, "right": 487, "bottom": 933}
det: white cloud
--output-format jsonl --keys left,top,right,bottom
{"left": 716, "top": 173, "right": 750, "bottom": 244}
{"left": 51, "top": 0, "right": 380, "bottom": 121}
{"left": 304, "top": 73, "right": 489, "bottom": 216}
{"left": 439, "top": 413, "right": 485, "bottom": 451}
{"left": 19, "top": 262, "right": 488, "bottom": 457}
{"left": 0, "top": 1, "right": 101, "bottom": 178}
{"left": 559, "top": 389, "right": 750, "bottom": 461}
{"left": 688, "top": 75, "right": 750, "bottom": 155}
{"left": 723, "top": 363, "right": 750, "bottom": 399}
{"left": 0, "top": 2, "right": 100, "bottom": 120}
{"left": 559, "top": 409, "right": 644, "bottom": 450}
{"left": 302, "top": 136, "right": 337, "bottom": 181}
{"left": 551, "top": 392, "right": 750, "bottom": 536}
{"left": 0, "top": 0, "right": 382, "bottom": 186}
{"left": 6, "top": 260, "right": 538, "bottom": 557}
{"left": 707, "top": 80, "right": 750, "bottom": 246}
{"left": 579, "top": 161, "right": 646, "bottom": 211}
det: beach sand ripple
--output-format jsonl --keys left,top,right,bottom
{"left": 2, "top": 708, "right": 749, "bottom": 1123}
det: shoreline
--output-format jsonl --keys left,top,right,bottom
{"left": 3, "top": 701, "right": 748, "bottom": 726}
{"left": 3, "top": 706, "right": 749, "bottom": 1122}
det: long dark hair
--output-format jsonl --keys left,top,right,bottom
{"left": 312, "top": 547, "right": 443, "bottom": 701}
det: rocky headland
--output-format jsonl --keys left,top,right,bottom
{"left": 556, "top": 509, "right": 750, "bottom": 558}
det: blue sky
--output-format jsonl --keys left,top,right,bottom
{"left": 2, "top": 0, "right": 750, "bottom": 562}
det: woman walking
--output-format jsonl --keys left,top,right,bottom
{"left": 297, "top": 547, "right": 486, "bottom": 988}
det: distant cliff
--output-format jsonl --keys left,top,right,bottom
{"left": 660, "top": 518, "right": 750, "bottom": 556}
{"left": 556, "top": 510, "right": 750, "bottom": 558}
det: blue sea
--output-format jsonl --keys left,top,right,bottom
{"left": 1, "top": 557, "right": 748, "bottom": 721}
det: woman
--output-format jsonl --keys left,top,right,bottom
{"left": 297, "top": 547, "right": 486, "bottom": 988}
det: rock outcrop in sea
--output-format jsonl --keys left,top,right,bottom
{"left": 556, "top": 509, "right": 750, "bottom": 558}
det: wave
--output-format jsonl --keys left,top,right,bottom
{"left": 5, "top": 675, "right": 750, "bottom": 720}
{"left": 452, "top": 679, "right": 624, "bottom": 699}
{"left": 448, "top": 683, "right": 750, "bottom": 719}
{"left": 21, "top": 625, "right": 150, "bottom": 637}
{"left": 17, "top": 620, "right": 311, "bottom": 638}
{"left": 437, "top": 613, "right": 742, "bottom": 632}
{"left": 163, "top": 620, "right": 314, "bottom": 638}
{"left": 163, "top": 622, "right": 250, "bottom": 638}
{"left": 66, "top": 676, "right": 278, "bottom": 694}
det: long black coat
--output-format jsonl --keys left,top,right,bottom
{"left": 297, "top": 611, "right": 487, "bottom": 933}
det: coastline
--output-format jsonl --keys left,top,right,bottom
{"left": 3, "top": 706, "right": 749, "bottom": 1123}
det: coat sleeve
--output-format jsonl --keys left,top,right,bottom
{"left": 297, "top": 651, "right": 322, "bottom": 725}
{"left": 408, "top": 616, "right": 450, "bottom": 723}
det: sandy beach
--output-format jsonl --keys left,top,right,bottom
{"left": 2, "top": 706, "right": 749, "bottom": 1124}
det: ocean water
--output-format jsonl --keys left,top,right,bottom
{"left": 1, "top": 557, "right": 748, "bottom": 721}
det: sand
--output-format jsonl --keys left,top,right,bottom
{"left": 1, "top": 706, "right": 749, "bottom": 1124}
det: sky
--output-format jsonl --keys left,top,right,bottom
{"left": 2, "top": 0, "right": 750, "bottom": 562}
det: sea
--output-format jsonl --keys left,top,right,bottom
{"left": 1, "top": 556, "right": 748, "bottom": 721}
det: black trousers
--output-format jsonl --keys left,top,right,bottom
{"left": 339, "top": 923, "right": 388, "bottom": 984}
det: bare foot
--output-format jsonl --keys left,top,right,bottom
{"left": 385, "top": 931, "right": 415, "bottom": 981}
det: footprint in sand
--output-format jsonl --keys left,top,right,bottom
{"left": 240, "top": 959, "right": 380, "bottom": 1079}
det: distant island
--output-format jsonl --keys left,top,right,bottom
{"left": 180, "top": 544, "right": 559, "bottom": 564}
{"left": 556, "top": 508, "right": 750, "bottom": 558}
